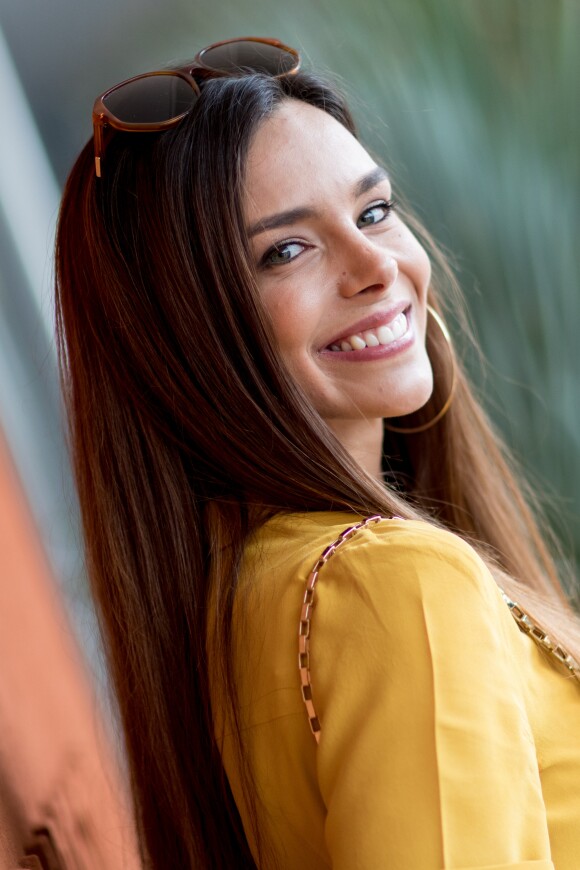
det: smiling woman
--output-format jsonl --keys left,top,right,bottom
{"left": 245, "top": 100, "right": 433, "bottom": 474}
{"left": 54, "top": 37, "right": 580, "bottom": 870}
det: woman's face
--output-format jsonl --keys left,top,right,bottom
{"left": 243, "top": 99, "right": 433, "bottom": 426}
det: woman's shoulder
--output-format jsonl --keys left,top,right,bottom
{"left": 231, "top": 511, "right": 519, "bottom": 741}
{"left": 238, "top": 511, "right": 512, "bottom": 661}
{"left": 251, "top": 509, "right": 483, "bottom": 558}
{"left": 244, "top": 510, "right": 500, "bottom": 608}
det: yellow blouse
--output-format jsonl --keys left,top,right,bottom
{"left": 213, "top": 512, "right": 580, "bottom": 868}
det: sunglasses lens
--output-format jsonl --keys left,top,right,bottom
{"left": 103, "top": 74, "right": 197, "bottom": 124}
{"left": 200, "top": 40, "right": 298, "bottom": 76}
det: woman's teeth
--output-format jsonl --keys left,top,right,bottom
{"left": 328, "top": 312, "right": 408, "bottom": 352}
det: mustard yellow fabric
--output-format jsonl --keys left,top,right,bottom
{"left": 213, "top": 513, "right": 580, "bottom": 868}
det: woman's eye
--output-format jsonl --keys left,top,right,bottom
{"left": 261, "top": 241, "right": 305, "bottom": 268}
{"left": 357, "top": 198, "right": 397, "bottom": 228}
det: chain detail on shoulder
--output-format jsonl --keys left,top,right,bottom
{"left": 298, "top": 515, "right": 387, "bottom": 744}
{"left": 499, "top": 589, "right": 580, "bottom": 684}
{"left": 298, "top": 516, "right": 580, "bottom": 745}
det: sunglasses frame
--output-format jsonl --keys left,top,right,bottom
{"left": 92, "top": 36, "right": 300, "bottom": 177}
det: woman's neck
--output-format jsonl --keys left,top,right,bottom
{"left": 325, "top": 417, "right": 384, "bottom": 482}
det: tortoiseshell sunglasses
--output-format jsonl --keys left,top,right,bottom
{"left": 92, "top": 36, "right": 300, "bottom": 177}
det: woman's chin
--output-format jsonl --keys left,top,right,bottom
{"left": 382, "top": 369, "right": 435, "bottom": 420}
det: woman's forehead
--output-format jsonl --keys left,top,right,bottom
{"left": 243, "top": 100, "right": 382, "bottom": 220}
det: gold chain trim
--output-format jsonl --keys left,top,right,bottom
{"left": 298, "top": 515, "right": 385, "bottom": 743}
{"left": 500, "top": 589, "right": 580, "bottom": 682}
{"left": 298, "top": 517, "right": 580, "bottom": 744}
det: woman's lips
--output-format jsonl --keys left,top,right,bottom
{"left": 319, "top": 305, "right": 414, "bottom": 361}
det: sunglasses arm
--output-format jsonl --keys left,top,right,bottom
{"left": 92, "top": 112, "right": 106, "bottom": 178}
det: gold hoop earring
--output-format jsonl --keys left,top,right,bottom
{"left": 383, "top": 305, "right": 457, "bottom": 435}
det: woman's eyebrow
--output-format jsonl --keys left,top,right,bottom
{"left": 246, "top": 165, "right": 390, "bottom": 239}
{"left": 247, "top": 205, "right": 316, "bottom": 239}
{"left": 353, "top": 165, "right": 390, "bottom": 198}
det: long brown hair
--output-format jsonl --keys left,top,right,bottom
{"left": 55, "top": 69, "right": 579, "bottom": 868}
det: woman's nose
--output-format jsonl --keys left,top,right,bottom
{"left": 336, "top": 234, "right": 398, "bottom": 299}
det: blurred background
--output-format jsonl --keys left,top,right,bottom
{"left": 0, "top": 0, "right": 578, "bottom": 699}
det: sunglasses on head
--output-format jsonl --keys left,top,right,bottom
{"left": 92, "top": 36, "right": 300, "bottom": 178}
